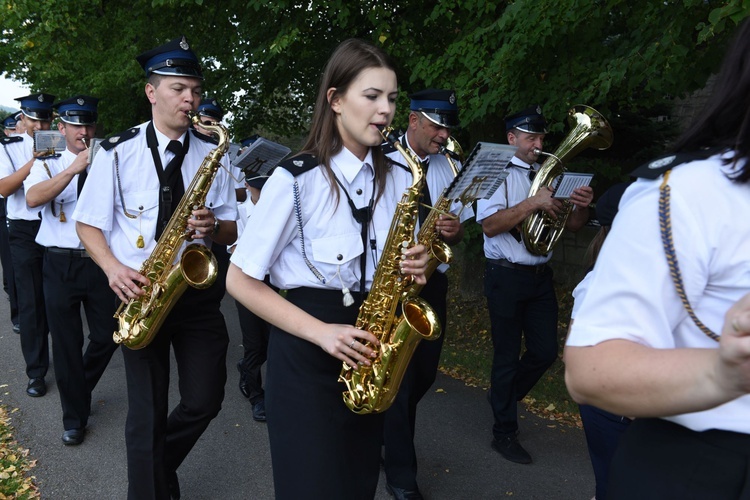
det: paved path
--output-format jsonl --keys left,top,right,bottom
{"left": 0, "top": 294, "right": 594, "bottom": 499}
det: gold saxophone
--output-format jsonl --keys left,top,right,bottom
{"left": 339, "top": 127, "right": 441, "bottom": 414}
{"left": 405, "top": 137, "right": 463, "bottom": 296}
{"left": 113, "top": 112, "right": 229, "bottom": 349}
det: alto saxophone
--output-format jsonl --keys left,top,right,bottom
{"left": 405, "top": 137, "right": 463, "bottom": 296}
{"left": 339, "top": 127, "right": 441, "bottom": 414}
{"left": 113, "top": 112, "right": 229, "bottom": 349}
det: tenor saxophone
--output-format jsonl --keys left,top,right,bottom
{"left": 339, "top": 127, "right": 441, "bottom": 414}
{"left": 113, "top": 112, "right": 229, "bottom": 349}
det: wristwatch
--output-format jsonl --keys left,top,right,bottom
{"left": 213, "top": 218, "right": 220, "bottom": 235}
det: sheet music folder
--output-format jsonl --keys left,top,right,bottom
{"left": 444, "top": 142, "right": 517, "bottom": 205}
{"left": 231, "top": 137, "right": 291, "bottom": 177}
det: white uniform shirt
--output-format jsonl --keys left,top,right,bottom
{"left": 72, "top": 122, "right": 237, "bottom": 270}
{"left": 566, "top": 154, "right": 750, "bottom": 433}
{"left": 25, "top": 149, "right": 93, "bottom": 249}
{"left": 387, "top": 133, "right": 475, "bottom": 273}
{"left": 0, "top": 134, "right": 43, "bottom": 220}
{"left": 234, "top": 194, "right": 255, "bottom": 244}
{"left": 231, "top": 147, "right": 408, "bottom": 292}
{"left": 475, "top": 157, "right": 550, "bottom": 265}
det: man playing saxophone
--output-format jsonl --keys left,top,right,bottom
{"left": 73, "top": 35, "right": 237, "bottom": 500}
{"left": 476, "top": 105, "right": 592, "bottom": 464}
{"left": 381, "top": 88, "right": 473, "bottom": 500}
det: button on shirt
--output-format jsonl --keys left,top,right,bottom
{"left": 231, "top": 147, "right": 407, "bottom": 292}
{"left": 72, "top": 122, "right": 237, "bottom": 270}
{"left": 567, "top": 155, "right": 750, "bottom": 433}
{"left": 25, "top": 149, "right": 96, "bottom": 249}
{"left": 476, "top": 157, "right": 550, "bottom": 265}
{"left": 0, "top": 134, "right": 44, "bottom": 221}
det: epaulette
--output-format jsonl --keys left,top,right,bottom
{"left": 630, "top": 147, "right": 723, "bottom": 180}
{"left": 277, "top": 153, "right": 319, "bottom": 176}
{"left": 0, "top": 136, "right": 23, "bottom": 146}
{"left": 190, "top": 129, "right": 218, "bottom": 145}
{"left": 385, "top": 156, "right": 410, "bottom": 173}
{"left": 101, "top": 127, "right": 140, "bottom": 151}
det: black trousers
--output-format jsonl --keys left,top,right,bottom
{"left": 236, "top": 299, "right": 270, "bottom": 404}
{"left": 122, "top": 283, "right": 229, "bottom": 500}
{"left": 608, "top": 418, "right": 750, "bottom": 499}
{"left": 267, "top": 288, "right": 383, "bottom": 500}
{"left": 8, "top": 219, "right": 48, "bottom": 378}
{"left": 484, "top": 261, "right": 558, "bottom": 438}
{"left": 383, "top": 271, "right": 448, "bottom": 489}
{"left": 44, "top": 250, "right": 119, "bottom": 430}
{"left": 0, "top": 201, "right": 18, "bottom": 326}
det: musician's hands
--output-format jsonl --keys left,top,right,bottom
{"left": 715, "top": 292, "right": 750, "bottom": 398}
{"left": 532, "top": 186, "right": 565, "bottom": 219}
{"left": 68, "top": 150, "right": 89, "bottom": 175}
{"left": 436, "top": 214, "right": 460, "bottom": 241}
{"left": 401, "top": 244, "right": 430, "bottom": 285}
{"left": 187, "top": 207, "right": 217, "bottom": 240}
{"left": 569, "top": 186, "right": 594, "bottom": 209}
{"left": 316, "top": 323, "right": 380, "bottom": 369}
{"left": 107, "top": 263, "right": 150, "bottom": 302}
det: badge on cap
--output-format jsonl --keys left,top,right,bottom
{"left": 77, "top": 98, "right": 85, "bottom": 106}
{"left": 449, "top": 92, "right": 456, "bottom": 105}
{"left": 38, "top": 95, "right": 44, "bottom": 102}
{"left": 536, "top": 105, "right": 543, "bottom": 115}
{"left": 180, "top": 36, "right": 189, "bottom": 50}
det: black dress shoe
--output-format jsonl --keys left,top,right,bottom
{"left": 491, "top": 435, "right": 532, "bottom": 464}
{"left": 167, "top": 470, "right": 180, "bottom": 500}
{"left": 12, "top": 323, "right": 20, "bottom": 334}
{"left": 61, "top": 428, "right": 85, "bottom": 445}
{"left": 386, "top": 483, "right": 424, "bottom": 500}
{"left": 237, "top": 360, "right": 251, "bottom": 399}
{"left": 251, "top": 399, "right": 267, "bottom": 422}
{"left": 26, "top": 378, "right": 46, "bottom": 397}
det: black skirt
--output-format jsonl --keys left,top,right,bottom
{"left": 266, "top": 288, "right": 384, "bottom": 500}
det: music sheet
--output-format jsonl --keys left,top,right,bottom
{"left": 231, "top": 137, "right": 291, "bottom": 177}
{"left": 553, "top": 173, "right": 593, "bottom": 199}
{"left": 444, "top": 142, "right": 517, "bottom": 206}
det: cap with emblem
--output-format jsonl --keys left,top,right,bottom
{"left": 505, "top": 105, "right": 548, "bottom": 134}
{"left": 3, "top": 115, "right": 17, "bottom": 130}
{"left": 136, "top": 35, "right": 203, "bottom": 80}
{"left": 197, "top": 97, "right": 223, "bottom": 121}
{"left": 15, "top": 93, "right": 56, "bottom": 122}
{"left": 54, "top": 95, "right": 99, "bottom": 125}
{"left": 409, "top": 89, "right": 460, "bottom": 128}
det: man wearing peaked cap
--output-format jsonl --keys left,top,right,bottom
{"left": 476, "top": 105, "right": 593, "bottom": 465}
{"left": 381, "top": 88, "right": 473, "bottom": 500}
{"left": 0, "top": 91, "right": 57, "bottom": 401}
{"left": 73, "top": 35, "right": 237, "bottom": 500}
{"left": 196, "top": 96, "right": 223, "bottom": 122}
{"left": 25, "top": 95, "right": 118, "bottom": 446}
{"left": 3, "top": 115, "right": 17, "bottom": 136}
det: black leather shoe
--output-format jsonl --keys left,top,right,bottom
{"left": 12, "top": 323, "right": 20, "bottom": 334}
{"left": 386, "top": 483, "right": 424, "bottom": 500}
{"left": 251, "top": 399, "right": 267, "bottom": 422}
{"left": 491, "top": 435, "right": 532, "bottom": 464}
{"left": 237, "top": 360, "right": 250, "bottom": 399}
{"left": 61, "top": 428, "right": 85, "bottom": 445}
{"left": 167, "top": 470, "right": 180, "bottom": 500}
{"left": 26, "top": 378, "right": 46, "bottom": 397}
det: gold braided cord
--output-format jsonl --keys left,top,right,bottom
{"left": 659, "top": 170, "right": 719, "bottom": 341}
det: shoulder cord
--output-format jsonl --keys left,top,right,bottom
{"left": 2, "top": 143, "right": 14, "bottom": 171}
{"left": 659, "top": 170, "right": 719, "bottom": 341}
{"left": 41, "top": 159, "right": 59, "bottom": 218}
{"left": 114, "top": 150, "right": 138, "bottom": 219}
{"left": 293, "top": 179, "right": 326, "bottom": 284}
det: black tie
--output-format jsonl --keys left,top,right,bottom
{"left": 418, "top": 157, "right": 431, "bottom": 225}
{"left": 77, "top": 169, "right": 88, "bottom": 196}
{"left": 156, "top": 139, "right": 187, "bottom": 240}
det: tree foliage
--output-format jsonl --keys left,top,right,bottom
{"left": 1, "top": 0, "right": 748, "bottom": 160}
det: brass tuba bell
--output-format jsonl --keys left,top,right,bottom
{"left": 521, "top": 105, "right": 613, "bottom": 255}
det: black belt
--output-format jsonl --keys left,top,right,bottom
{"left": 487, "top": 258, "right": 548, "bottom": 274}
{"left": 47, "top": 247, "right": 90, "bottom": 258}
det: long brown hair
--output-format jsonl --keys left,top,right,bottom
{"left": 299, "top": 39, "right": 397, "bottom": 204}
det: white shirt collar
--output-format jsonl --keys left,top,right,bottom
{"left": 331, "top": 147, "right": 374, "bottom": 184}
